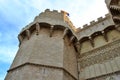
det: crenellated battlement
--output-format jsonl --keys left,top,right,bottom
{"left": 34, "top": 9, "right": 63, "bottom": 22}
{"left": 35, "top": 9, "right": 76, "bottom": 32}
{"left": 77, "top": 13, "right": 111, "bottom": 32}
{"left": 21, "top": 9, "right": 76, "bottom": 35}
{"left": 76, "top": 13, "right": 115, "bottom": 40}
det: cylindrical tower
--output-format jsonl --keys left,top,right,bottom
{"left": 5, "top": 9, "right": 78, "bottom": 80}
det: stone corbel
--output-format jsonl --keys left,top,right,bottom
{"left": 70, "top": 35, "right": 75, "bottom": 43}
{"left": 18, "top": 35, "right": 23, "bottom": 42}
{"left": 18, "top": 35, "right": 23, "bottom": 46}
{"left": 50, "top": 25, "right": 54, "bottom": 37}
{"left": 89, "top": 36, "right": 94, "bottom": 47}
{"left": 63, "top": 28, "right": 69, "bottom": 39}
{"left": 102, "top": 31, "right": 108, "bottom": 42}
{"left": 75, "top": 41, "right": 81, "bottom": 54}
{"left": 36, "top": 22, "right": 40, "bottom": 35}
{"left": 69, "top": 35, "right": 76, "bottom": 46}
{"left": 26, "top": 29, "right": 30, "bottom": 40}
{"left": 115, "top": 25, "right": 120, "bottom": 32}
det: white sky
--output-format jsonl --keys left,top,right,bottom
{"left": 26, "top": 0, "right": 109, "bottom": 28}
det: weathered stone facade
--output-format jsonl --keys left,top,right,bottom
{"left": 5, "top": 0, "right": 120, "bottom": 80}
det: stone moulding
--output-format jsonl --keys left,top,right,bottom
{"left": 7, "top": 62, "right": 77, "bottom": 80}
{"left": 78, "top": 39, "right": 120, "bottom": 68}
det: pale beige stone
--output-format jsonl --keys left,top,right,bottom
{"left": 115, "top": 57, "right": 120, "bottom": 70}
{"left": 89, "top": 65, "right": 95, "bottom": 78}
{"left": 94, "top": 64, "right": 101, "bottom": 77}
{"left": 81, "top": 40, "right": 93, "bottom": 53}
{"left": 104, "top": 61, "right": 113, "bottom": 74}
{"left": 99, "top": 63, "right": 107, "bottom": 75}
{"left": 79, "top": 69, "right": 85, "bottom": 80}
{"left": 5, "top": 1, "right": 120, "bottom": 80}
{"left": 94, "top": 36, "right": 107, "bottom": 48}
{"left": 107, "top": 30, "right": 120, "bottom": 42}
{"left": 110, "top": 59, "right": 119, "bottom": 72}
{"left": 84, "top": 67, "right": 90, "bottom": 79}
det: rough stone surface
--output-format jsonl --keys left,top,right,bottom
{"left": 5, "top": 0, "right": 120, "bottom": 80}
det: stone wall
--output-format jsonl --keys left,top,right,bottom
{"left": 5, "top": 6, "right": 120, "bottom": 80}
{"left": 63, "top": 36, "right": 78, "bottom": 79}
{"left": 78, "top": 38, "right": 120, "bottom": 79}
{"left": 6, "top": 10, "right": 78, "bottom": 80}
{"left": 79, "top": 27, "right": 120, "bottom": 54}
{"left": 5, "top": 64, "right": 63, "bottom": 80}
{"left": 76, "top": 14, "right": 114, "bottom": 40}
{"left": 10, "top": 25, "right": 64, "bottom": 69}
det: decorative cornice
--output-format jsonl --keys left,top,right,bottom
{"left": 35, "top": 22, "right": 40, "bottom": 35}
{"left": 78, "top": 39, "right": 120, "bottom": 68}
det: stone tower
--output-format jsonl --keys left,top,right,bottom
{"left": 5, "top": 0, "right": 120, "bottom": 80}
{"left": 105, "top": 0, "right": 120, "bottom": 30}
{"left": 5, "top": 9, "right": 79, "bottom": 80}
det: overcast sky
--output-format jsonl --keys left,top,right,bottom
{"left": 0, "top": 0, "right": 108, "bottom": 80}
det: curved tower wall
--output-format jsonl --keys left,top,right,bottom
{"left": 5, "top": 9, "right": 78, "bottom": 80}
{"left": 5, "top": 1, "right": 120, "bottom": 80}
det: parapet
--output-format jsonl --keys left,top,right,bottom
{"left": 18, "top": 9, "right": 78, "bottom": 45}
{"left": 21, "top": 9, "right": 76, "bottom": 35}
{"left": 35, "top": 9, "right": 76, "bottom": 32}
{"left": 34, "top": 9, "right": 63, "bottom": 22}
{"left": 76, "top": 13, "right": 115, "bottom": 40}
{"left": 76, "top": 13, "right": 111, "bottom": 32}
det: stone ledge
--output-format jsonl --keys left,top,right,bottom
{"left": 79, "top": 57, "right": 120, "bottom": 79}
{"left": 8, "top": 62, "right": 77, "bottom": 80}
{"left": 78, "top": 39, "right": 120, "bottom": 68}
